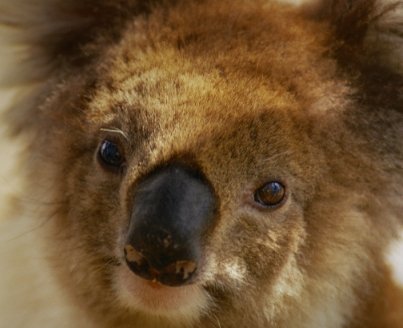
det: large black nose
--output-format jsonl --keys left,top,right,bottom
{"left": 124, "top": 164, "right": 215, "bottom": 287}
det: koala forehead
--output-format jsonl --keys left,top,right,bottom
{"left": 85, "top": 0, "right": 345, "bottom": 122}
{"left": 91, "top": 59, "right": 298, "bottom": 151}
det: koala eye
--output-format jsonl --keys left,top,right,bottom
{"left": 99, "top": 140, "right": 123, "bottom": 168}
{"left": 254, "top": 181, "right": 285, "bottom": 207}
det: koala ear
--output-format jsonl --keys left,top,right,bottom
{"left": 0, "top": 0, "right": 151, "bottom": 85}
{"left": 305, "top": 0, "right": 403, "bottom": 73}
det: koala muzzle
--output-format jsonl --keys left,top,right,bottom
{"left": 124, "top": 164, "right": 215, "bottom": 287}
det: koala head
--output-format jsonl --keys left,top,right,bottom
{"left": 2, "top": 0, "right": 403, "bottom": 327}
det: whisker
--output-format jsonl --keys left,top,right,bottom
{"left": 101, "top": 127, "right": 130, "bottom": 143}
{"left": 212, "top": 314, "right": 222, "bottom": 328}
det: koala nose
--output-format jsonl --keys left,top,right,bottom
{"left": 124, "top": 164, "right": 215, "bottom": 287}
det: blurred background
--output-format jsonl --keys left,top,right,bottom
{"left": 0, "top": 88, "right": 24, "bottom": 224}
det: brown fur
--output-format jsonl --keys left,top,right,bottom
{"left": 0, "top": 0, "right": 403, "bottom": 327}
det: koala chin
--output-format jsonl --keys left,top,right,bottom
{"left": 1, "top": 0, "right": 403, "bottom": 327}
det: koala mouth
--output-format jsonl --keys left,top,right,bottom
{"left": 117, "top": 263, "right": 209, "bottom": 316}
{"left": 124, "top": 244, "right": 198, "bottom": 286}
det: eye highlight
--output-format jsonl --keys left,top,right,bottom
{"left": 254, "top": 181, "right": 285, "bottom": 207}
{"left": 99, "top": 140, "right": 123, "bottom": 168}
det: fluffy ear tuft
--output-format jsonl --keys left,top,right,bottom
{"left": 308, "top": 0, "right": 378, "bottom": 45}
{"left": 303, "top": 0, "right": 403, "bottom": 116}
{"left": 0, "top": 0, "right": 154, "bottom": 85}
{"left": 305, "top": 0, "right": 403, "bottom": 72}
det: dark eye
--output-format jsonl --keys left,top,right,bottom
{"left": 254, "top": 181, "right": 285, "bottom": 207}
{"left": 99, "top": 140, "right": 123, "bottom": 167}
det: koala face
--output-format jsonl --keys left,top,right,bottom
{"left": 47, "top": 49, "right": 311, "bottom": 326}
{"left": 1, "top": 0, "right": 403, "bottom": 327}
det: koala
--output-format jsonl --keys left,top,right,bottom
{"left": 0, "top": 0, "right": 403, "bottom": 327}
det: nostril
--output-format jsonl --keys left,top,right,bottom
{"left": 124, "top": 244, "right": 154, "bottom": 281}
{"left": 175, "top": 260, "right": 197, "bottom": 280}
{"left": 158, "top": 260, "right": 197, "bottom": 286}
{"left": 124, "top": 244, "right": 198, "bottom": 286}
{"left": 124, "top": 244, "right": 144, "bottom": 263}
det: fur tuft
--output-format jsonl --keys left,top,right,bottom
{"left": 0, "top": 0, "right": 154, "bottom": 85}
{"left": 305, "top": 0, "right": 403, "bottom": 72}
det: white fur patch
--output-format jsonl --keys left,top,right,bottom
{"left": 263, "top": 255, "right": 304, "bottom": 320}
{"left": 386, "top": 229, "right": 403, "bottom": 288}
{"left": 223, "top": 259, "right": 246, "bottom": 282}
{"left": 272, "top": 255, "right": 303, "bottom": 299}
{"left": 305, "top": 295, "right": 349, "bottom": 328}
